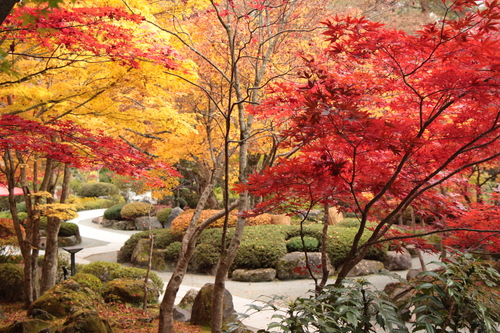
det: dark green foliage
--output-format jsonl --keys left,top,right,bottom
{"left": 0, "top": 263, "right": 24, "bottom": 302}
{"left": 16, "top": 201, "right": 26, "bottom": 212}
{"left": 409, "top": 254, "right": 500, "bottom": 333}
{"left": 284, "top": 224, "right": 322, "bottom": 240}
{"left": 256, "top": 279, "right": 406, "bottom": 333}
{"left": 286, "top": 236, "right": 319, "bottom": 252}
{"left": 109, "top": 266, "right": 164, "bottom": 292}
{"left": 156, "top": 207, "right": 172, "bottom": 224}
{"left": 71, "top": 273, "right": 103, "bottom": 293}
{"left": 79, "top": 261, "right": 122, "bottom": 282}
{"left": 232, "top": 225, "right": 288, "bottom": 270}
{"left": 192, "top": 243, "right": 220, "bottom": 269}
{"left": 103, "top": 203, "right": 126, "bottom": 220}
{"left": 58, "top": 222, "right": 79, "bottom": 237}
{"left": 119, "top": 229, "right": 183, "bottom": 263}
{"left": 38, "top": 216, "right": 48, "bottom": 230}
{"left": 325, "top": 227, "right": 387, "bottom": 268}
{"left": 165, "top": 241, "right": 182, "bottom": 261}
{"left": 78, "top": 182, "right": 118, "bottom": 198}
{"left": 120, "top": 202, "right": 154, "bottom": 219}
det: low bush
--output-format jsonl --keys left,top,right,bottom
{"left": 71, "top": 272, "right": 103, "bottom": 293}
{"left": 58, "top": 222, "right": 79, "bottom": 237}
{"left": 109, "top": 266, "right": 164, "bottom": 292}
{"left": 335, "top": 217, "right": 361, "bottom": 228}
{"left": 121, "top": 202, "right": 154, "bottom": 220}
{"left": 79, "top": 261, "right": 122, "bottom": 282}
{"left": 0, "top": 263, "right": 24, "bottom": 302}
{"left": 325, "top": 227, "right": 388, "bottom": 268}
{"left": 192, "top": 243, "right": 221, "bottom": 270}
{"left": 103, "top": 203, "right": 127, "bottom": 220}
{"left": 286, "top": 236, "right": 319, "bottom": 252}
{"left": 171, "top": 209, "right": 273, "bottom": 231}
{"left": 78, "top": 182, "right": 118, "bottom": 198}
{"left": 69, "top": 197, "right": 114, "bottom": 211}
{"left": 156, "top": 207, "right": 172, "bottom": 224}
{"left": 165, "top": 241, "right": 182, "bottom": 261}
{"left": 119, "top": 229, "right": 183, "bottom": 263}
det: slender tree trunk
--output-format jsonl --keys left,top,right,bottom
{"left": 143, "top": 206, "right": 154, "bottom": 312}
{"left": 410, "top": 206, "right": 427, "bottom": 271}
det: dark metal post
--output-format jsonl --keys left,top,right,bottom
{"left": 62, "top": 247, "right": 83, "bottom": 276}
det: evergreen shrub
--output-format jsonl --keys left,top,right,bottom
{"left": 165, "top": 241, "right": 182, "bottom": 261}
{"left": 103, "top": 203, "right": 126, "bottom": 220}
{"left": 286, "top": 236, "right": 320, "bottom": 252}
{"left": 78, "top": 182, "right": 118, "bottom": 197}
{"left": 0, "top": 263, "right": 24, "bottom": 302}
{"left": 120, "top": 202, "right": 154, "bottom": 220}
{"left": 156, "top": 207, "right": 172, "bottom": 224}
{"left": 109, "top": 266, "right": 164, "bottom": 292}
{"left": 119, "top": 229, "right": 183, "bottom": 263}
{"left": 71, "top": 273, "right": 103, "bottom": 293}
{"left": 79, "top": 261, "right": 122, "bottom": 282}
{"left": 58, "top": 222, "right": 79, "bottom": 237}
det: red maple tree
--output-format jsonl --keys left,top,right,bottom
{"left": 239, "top": 0, "right": 500, "bottom": 281}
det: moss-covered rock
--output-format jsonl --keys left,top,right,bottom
{"left": 71, "top": 273, "right": 103, "bottom": 294}
{"left": 28, "top": 280, "right": 103, "bottom": 318}
{"left": 59, "top": 310, "right": 112, "bottom": 333}
{"left": 0, "top": 319, "right": 52, "bottom": 333}
{"left": 103, "top": 279, "right": 159, "bottom": 304}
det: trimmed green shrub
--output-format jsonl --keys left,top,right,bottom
{"left": 286, "top": 236, "right": 319, "bottom": 252}
{"left": 192, "top": 243, "right": 220, "bottom": 269}
{"left": 78, "top": 182, "right": 118, "bottom": 198}
{"left": 119, "top": 229, "right": 183, "bottom": 263}
{"left": 120, "top": 202, "right": 154, "bottom": 220}
{"left": 326, "top": 227, "right": 387, "bottom": 268}
{"left": 58, "top": 222, "right": 79, "bottom": 237}
{"left": 0, "top": 263, "right": 24, "bottom": 302}
{"left": 109, "top": 266, "right": 164, "bottom": 292}
{"left": 69, "top": 197, "right": 114, "bottom": 211}
{"left": 165, "top": 241, "right": 182, "bottom": 261}
{"left": 79, "top": 261, "right": 122, "bottom": 282}
{"left": 103, "top": 203, "right": 126, "bottom": 220}
{"left": 335, "top": 217, "right": 362, "bottom": 228}
{"left": 71, "top": 273, "right": 103, "bottom": 293}
{"left": 284, "top": 224, "right": 323, "bottom": 240}
{"left": 17, "top": 212, "right": 27, "bottom": 223}
{"left": 156, "top": 207, "right": 172, "bottom": 224}
{"left": 16, "top": 201, "right": 26, "bottom": 213}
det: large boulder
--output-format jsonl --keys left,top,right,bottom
{"left": 116, "top": 220, "right": 136, "bottom": 230}
{"left": 57, "top": 235, "right": 79, "bottom": 247}
{"left": 173, "top": 307, "right": 191, "bottom": 323}
{"left": 103, "top": 279, "right": 160, "bottom": 304}
{"left": 130, "top": 238, "right": 151, "bottom": 266}
{"left": 59, "top": 310, "right": 113, "bottom": 333}
{"left": 134, "top": 216, "right": 163, "bottom": 231}
{"left": 384, "top": 250, "right": 412, "bottom": 271}
{"left": 232, "top": 268, "right": 276, "bottom": 282}
{"left": 28, "top": 280, "right": 103, "bottom": 318}
{"left": 190, "top": 283, "right": 236, "bottom": 327}
{"left": 346, "top": 259, "right": 384, "bottom": 277}
{"left": 165, "top": 207, "right": 184, "bottom": 228}
{"left": 178, "top": 288, "right": 199, "bottom": 310}
{"left": 276, "top": 252, "right": 334, "bottom": 280}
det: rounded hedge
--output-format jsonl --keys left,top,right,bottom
{"left": 119, "top": 229, "right": 183, "bottom": 263}
{"left": 109, "top": 266, "right": 164, "bottom": 292}
{"left": 0, "top": 263, "right": 24, "bottom": 302}
{"left": 286, "top": 236, "right": 319, "bottom": 252}
{"left": 78, "top": 182, "right": 118, "bottom": 198}
{"left": 156, "top": 208, "right": 172, "bottom": 224}
{"left": 120, "top": 202, "right": 154, "bottom": 220}
{"left": 79, "top": 261, "right": 122, "bottom": 282}
{"left": 58, "top": 222, "right": 79, "bottom": 237}
{"left": 165, "top": 241, "right": 182, "bottom": 261}
{"left": 104, "top": 203, "right": 126, "bottom": 220}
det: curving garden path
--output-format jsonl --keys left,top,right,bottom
{"left": 68, "top": 209, "right": 441, "bottom": 332}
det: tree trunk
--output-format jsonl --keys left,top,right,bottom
{"left": 0, "top": 0, "right": 18, "bottom": 27}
